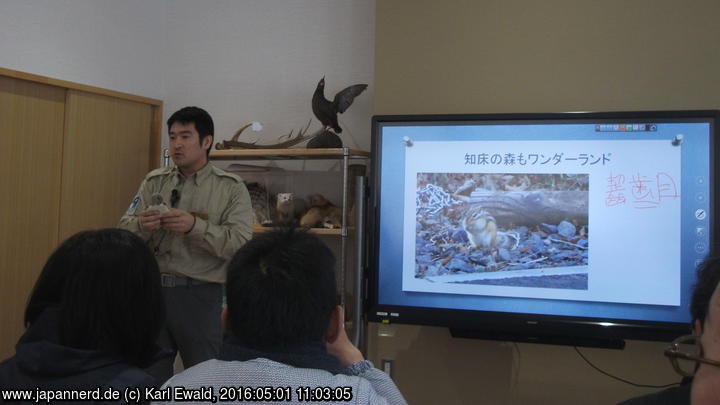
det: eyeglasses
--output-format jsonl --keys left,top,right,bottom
{"left": 664, "top": 334, "right": 720, "bottom": 377}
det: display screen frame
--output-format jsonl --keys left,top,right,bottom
{"left": 367, "top": 110, "right": 719, "bottom": 346}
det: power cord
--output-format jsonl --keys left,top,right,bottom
{"left": 574, "top": 346, "right": 680, "bottom": 388}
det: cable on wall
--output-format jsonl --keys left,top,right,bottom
{"left": 574, "top": 346, "right": 681, "bottom": 389}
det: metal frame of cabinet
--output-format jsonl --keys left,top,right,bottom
{"left": 209, "top": 147, "right": 369, "bottom": 346}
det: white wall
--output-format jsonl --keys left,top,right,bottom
{"left": 0, "top": 0, "right": 376, "bottom": 160}
{"left": 0, "top": 0, "right": 166, "bottom": 100}
{"left": 162, "top": 0, "right": 375, "bottom": 158}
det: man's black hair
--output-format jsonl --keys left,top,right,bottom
{"left": 691, "top": 254, "right": 720, "bottom": 326}
{"left": 167, "top": 106, "right": 214, "bottom": 157}
{"left": 24, "top": 228, "right": 165, "bottom": 367}
{"left": 225, "top": 227, "right": 337, "bottom": 349}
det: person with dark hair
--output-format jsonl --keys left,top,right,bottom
{"left": 161, "top": 228, "right": 407, "bottom": 405}
{"left": 0, "top": 228, "right": 165, "bottom": 397}
{"left": 119, "top": 106, "right": 253, "bottom": 383}
{"left": 619, "top": 254, "right": 720, "bottom": 405}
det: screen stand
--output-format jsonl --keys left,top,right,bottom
{"left": 449, "top": 328, "right": 626, "bottom": 350}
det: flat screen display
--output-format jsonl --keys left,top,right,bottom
{"left": 368, "top": 111, "right": 718, "bottom": 345}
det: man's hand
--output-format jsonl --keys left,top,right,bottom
{"left": 326, "top": 306, "right": 364, "bottom": 367}
{"left": 161, "top": 208, "right": 196, "bottom": 233}
{"left": 139, "top": 210, "right": 162, "bottom": 231}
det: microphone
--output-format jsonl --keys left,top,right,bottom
{"left": 170, "top": 189, "right": 180, "bottom": 208}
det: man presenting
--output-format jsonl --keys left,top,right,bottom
{"left": 119, "top": 106, "right": 253, "bottom": 383}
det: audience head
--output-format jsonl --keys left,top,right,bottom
{"left": 166, "top": 106, "right": 214, "bottom": 158}
{"left": 691, "top": 254, "right": 720, "bottom": 332}
{"left": 24, "top": 228, "right": 164, "bottom": 367}
{"left": 684, "top": 254, "right": 720, "bottom": 403}
{"left": 225, "top": 227, "right": 337, "bottom": 349}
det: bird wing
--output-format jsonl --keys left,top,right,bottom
{"left": 333, "top": 84, "right": 368, "bottom": 113}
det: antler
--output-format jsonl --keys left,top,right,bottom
{"left": 216, "top": 120, "right": 322, "bottom": 150}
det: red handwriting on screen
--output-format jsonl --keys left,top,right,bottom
{"left": 605, "top": 172, "right": 679, "bottom": 209}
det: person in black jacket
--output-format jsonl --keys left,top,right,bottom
{"left": 0, "top": 228, "right": 166, "bottom": 403}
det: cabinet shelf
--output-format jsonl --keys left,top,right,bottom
{"left": 211, "top": 146, "right": 369, "bottom": 312}
{"left": 210, "top": 147, "right": 370, "bottom": 161}
{"left": 253, "top": 224, "right": 355, "bottom": 236}
{"left": 211, "top": 147, "right": 369, "bottom": 239}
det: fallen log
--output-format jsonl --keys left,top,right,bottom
{"left": 462, "top": 190, "right": 588, "bottom": 227}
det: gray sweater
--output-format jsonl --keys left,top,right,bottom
{"left": 155, "top": 358, "right": 407, "bottom": 405}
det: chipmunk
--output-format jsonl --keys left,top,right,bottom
{"left": 461, "top": 205, "right": 520, "bottom": 251}
{"left": 461, "top": 206, "right": 498, "bottom": 249}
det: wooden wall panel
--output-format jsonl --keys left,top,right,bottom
{"left": 59, "top": 90, "right": 154, "bottom": 240}
{"left": 0, "top": 77, "right": 66, "bottom": 359}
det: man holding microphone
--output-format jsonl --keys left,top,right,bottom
{"left": 119, "top": 106, "right": 253, "bottom": 384}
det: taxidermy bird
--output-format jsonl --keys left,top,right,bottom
{"left": 461, "top": 206, "right": 498, "bottom": 249}
{"left": 312, "top": 77, "right": 367, "bottom": 133}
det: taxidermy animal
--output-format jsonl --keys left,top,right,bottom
{"left": 312, "top": 77, "right": 367, "bottom": 133}
{"left": 322, "top": 206, "right": 343, "bottom": 229}
{"left": 276, "top": 193, "right": 295, "bottom": 223}
{"left": 306, "top": 130, "right": 343, "bottom": 148}
{"left": 300, "top": 207, "right": 325, "bottom": 228}
{"left": 461, "top": 206, "right": 498, "bottom": 249}
{"left": 276, "top": 193, "right": 307, "bottom": 224}
{"left": 300, "top": 193, "right": 342, "bottom": 228}
{"left": 246, "top": 182, "right": 271, "bottom": 225}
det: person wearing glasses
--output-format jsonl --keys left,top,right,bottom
{"left": 119, "top": 106, "right": 253, "bottom": 385}
{"left": 620, "top": 254, "right": 720, "bottom": 405}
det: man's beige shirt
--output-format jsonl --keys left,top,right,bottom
{"left": 119, "top": 163, "right": 253, "bottom": 283}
